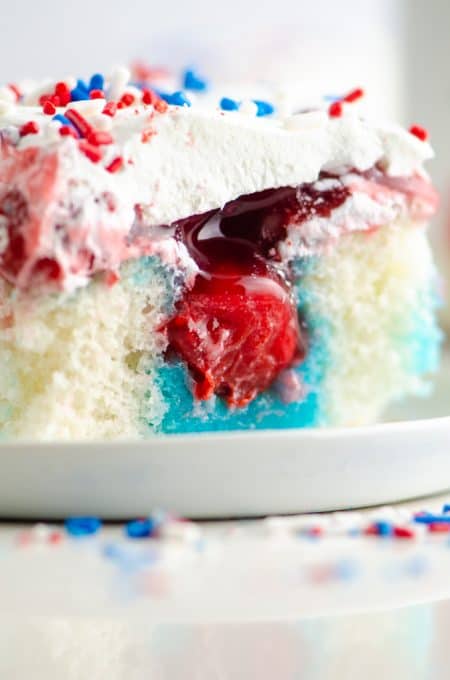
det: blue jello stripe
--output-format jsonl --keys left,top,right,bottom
{"left": 154, "top": 256, "right": 328, "bottom": 434}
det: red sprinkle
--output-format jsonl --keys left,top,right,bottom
{"left": 65, "top": 108, "right": 94, "bottom": 138}
{"left": 105, "top": 156, "right": 124, "bottom": 173}
{"left": 428, "top": 522, "right": 450, "bottom": 533}
{"left": 102, "top": 101, "right": 117, "bottom": 117}
{"left": 55, "top": 82, "right": 71, "bottom": 106}
{"left": 307, "top": 526, "right": 323, "bottom": 537}
{"left": 7, "top": 83, "right": 21, "bottom": 101}
{"left": 90, "top": 89, "right": 105, "bottom": 99}
{"left": 409, "top": 124, "right": 428, "bottom": 142}
{"left": 19, "top": 120, "right": 39, "bottom": 136}
{"left": 104, "top": 270, "right": 119, "bottom": 286}
{"left": 343, "top": 87, "right": 364, "bottom": 103}
{"left": 393, "top": 526, "right": 415, "bottom": 539}
{"left": 48, "top": 531, "right": 63, "bottom": 545}
{"left": 59, "top": 125, "right": 78, "bottom": 138}
{"left": 78, "top": 139, "right": 102, "bottom": 163}
{"left": 39, "top": 94, "right": 52, "bottom": 105}
{"left": 328, "top": 101, "right": 343, "bottom": 118}
{"left": 154, "top": 99, "right": 168, "bottom": 114}
{"left": 43, "top": 101, "right": 56, "bottom": 115}
{"left": 120, "top": 92, "right": 135, "bottom": 107}
{"left": 87, "top": 130, "right": 113, "bottom": 146}
{"left": 141, "top": 88, "right": 160, "bottom": 106}
{"left": 363, "top": 524, "right": 379, "bottom": 536}
{"left": 141, "top": 128, "right": 156, "bottom": 143}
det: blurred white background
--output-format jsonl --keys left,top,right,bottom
{"left": 1, "top": 0, "right": 402, "bottom": 116}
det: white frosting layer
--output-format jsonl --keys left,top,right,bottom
{"left": 0, "top": 70, "right": 436, "bottom": 290}
{"left": 0, "top": 80, "right": 433, "bottom": 228}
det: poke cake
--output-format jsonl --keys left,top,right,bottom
{"left": 0, "top": 66, "right": 441, "bottom": 440}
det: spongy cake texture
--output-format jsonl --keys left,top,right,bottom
{"left": 0, "top": 218, "right": 440, "bottom": 439}
{"left": 0, "top": 258, "right": 169, "bottom": 440}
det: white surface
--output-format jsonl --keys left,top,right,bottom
{"left": 0, "top": 607, "right": 448, "bottom": 680}
{"left": 0, "top": 358, "right": 449, "bottom": 520}
{"left": 1, "top": 494, "right": 450, "bottom": 622}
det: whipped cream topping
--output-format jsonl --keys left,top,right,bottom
{"left": 0, "top": 67, "right": 436, "bottom": 290}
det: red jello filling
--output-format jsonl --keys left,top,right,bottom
{"left": 166, "top": 182, "right": 349, "bottom": 406}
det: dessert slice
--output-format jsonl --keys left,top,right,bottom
{"left": 0, "top": 69, "right": 441, "bottom": 439}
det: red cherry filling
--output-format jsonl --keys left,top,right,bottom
{"left": 0, "top": 189, "right": 29, "bottom": 279}
{"left": 166, "top": 180, "right": 350, "bottom": 407}
{"left": 0, "top": 189, "right": 63, "bottom": 285}
{"left": 167, "top": 236, "right": 303, "bottom": 406}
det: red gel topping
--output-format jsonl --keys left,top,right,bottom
{"left": 166, "top": 182, "right": 349, "bottom": 406}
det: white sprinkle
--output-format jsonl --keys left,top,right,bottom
{"left": 0, "top": 86, "right": 15, "bottom": 104}
{"left": 91, "top": 114, "right": 113, "bottom": 131}
{"left": 107, "top": 66, "right": 131, "bottom": 102}
{"left": 264, "top": 514, "right": 331, "bottom": 534}
{"left": 22, "top": 81, "right": 54, "bottom": 106}
{"left": 68, "top": 99, "right": 106, "bottom": 115}
{"left": 32, "top": 523, "right": 52, "bottom": 541}
{"left": 239, "top": 99, "right": 258, "bottom": 117}
{"left": 160, "top": 520, "right": 202, "bottom": 544}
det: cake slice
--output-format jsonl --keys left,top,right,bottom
{"left": 0, "top": 68, "right": 441, "bottom": 439}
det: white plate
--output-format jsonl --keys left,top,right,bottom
{"left": 1, "top": 356, "right": 450, "bottom": 519}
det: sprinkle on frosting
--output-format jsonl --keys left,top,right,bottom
{"left": 220, "top": 96, "right": 240, "bottom": 111}
{"left": 65, "top": 516, "right": 102, "bottom": 536}
{"left": 253, "top": 99, "right": 275, "bottom": 116}
{"left": 409, "top": 124, "right": 429, "bottom": 141}
{"left": 343, "top": 87, "right": 365, "bottom": 103}
{"left": 19, "top": 120, "right": 39, "bottom": 136}
{"left": 159, "top": 90, "right": 191, "bottom": 107}
{"left": 328, "top": 100, "right": 343, "bottom": 117}
{"left": 183, "top": 69, "right": 208, "bottom": 92}
{"left": 105, "top": 156, "right": 124, "bottom": 173}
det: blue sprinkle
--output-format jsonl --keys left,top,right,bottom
{"left": 89, "top": 73, "right": 104, "bottom": 92}
{"left": 76, "top": 78, "right": 89, "bottom": 93}
{"left": 334, "top": 559, "right": 359, "bottom": 581}
{"left": 443, "top": 505, "right": 450, "bottom": 513}
{"left": 183, "top": 69, "right": 208, "bottom": 92}
{"left": 159, "top": 91, "right": 191, "bottom": 107}
{"left": 323, "top": 94, "right": 342, "bottom": 102}
{"left": 374, "top": 520, "right": 393, "bottom": 537}
{"left": 65, "top": 516, "right": 102, "bottom": 537}
{"left": 404, "top": 555, "right": 428, "bottom": 578}
{"left": 70, "top": 87, "right": 90, "bottom": 102}
{"left": 102, "top": 542, "right": 157, "bottom": 572}
{"left": 103, "top": 542, "right": 122, "bottom": 559}
{"left": 348, "top": 527, "right": 361, "bottom": 537}
{"left": 253, "top": 99, "right": 275, "bottom": 117}
{"left": 125, "top": 518, "right": 157, "bottom": 539}
{"left": 220, "top": 97, "right": 240, "bottom": 111}
{"left": 414, "top": 514, "right": 450, "bottom": 524}
{"left": 52, "top": 114, "right": 72, "bottom": 126}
